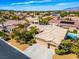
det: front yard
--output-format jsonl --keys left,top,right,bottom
{"left": 8, "top": 39, "right": 29, "bottom": 51}
{"left": 53, "top": 54, "right": 79, "bottom": 59}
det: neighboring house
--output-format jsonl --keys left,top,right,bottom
{"left": 58, "top": 20, "right": 75, "bottom": 28}
{"left": 4, "top": 20, "right": 26, "bottom": 26}
{"left": 49, "top": 16, "right": 79, "bottom": 29}
{"left": 52, "top": 14, "right": 60, "bottom": 17}
{"left": 0, "top": 20, "right": 27, "bottom": 32}
{"left": 2, "top": 26, "right": 12, "bottom": 33}
{"left": 27, "top": 17, "right": 39, "bottom": 24}
{"left": 52, "top": 14, "right": 61, "bottom": 20}
{"left": 49, "top": 14, "right": 61, "bottom": 25}
{"left": 58, "top": 17, "right": 79, "bottom": 28}
{"left": 35, "top": 25, "right": 67, "bottom": 49}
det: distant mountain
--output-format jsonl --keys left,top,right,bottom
{"left": 64, "top": 7, "right": 79, "bottom": 11}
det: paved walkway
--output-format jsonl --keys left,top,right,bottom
{"left": 23, "top": 44, "right": 54, "bottom": 59}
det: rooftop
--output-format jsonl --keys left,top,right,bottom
{"left": 35, "top": 25, "right": 67, "bottom": 45}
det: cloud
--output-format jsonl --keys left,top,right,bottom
{"left": 0, "top": 5, "right": 54, "bottom": 11}
{"left": 44, "top": 0, "right": 51, "bottom": 2}
{"left": 11, "top": 0, "right": 51, "bottom": 5}
{"left": 56, "top": 2, "right": 78, "bottom": 6}
{"left": 1, "top": 2, "right": 79, "bottom": 11}
{"left": 53, "top": 2, "right": 79, "bottom": 10}
{"left": 11, "top": 1, "right": 35, "bottom": 5}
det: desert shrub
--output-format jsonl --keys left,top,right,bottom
{"left": 73, "top": 30, "right": 77, "bottom": 34}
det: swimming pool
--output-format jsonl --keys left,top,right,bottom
{"left": 66, "top": 33, "right": 77, "bottom": 40}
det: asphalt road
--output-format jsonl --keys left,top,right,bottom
{"left": 0, "top": 39, "right": 30, "bottom": 59}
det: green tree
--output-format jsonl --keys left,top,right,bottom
{"left": 55, "top": 48, "right": 69, "bottom": 55}
{"left": 55, "top": 39, "right": 72, "bottom": 55}
{"left": 39, "top": 17, "right": 51, "bottom": 25}
{"left": 11, "top": 25, "right": 38, "bottom": 45}
{"left": 71, "top": 43, "right": 79, "bottom": 54}
{"left": 12, "top": 15, "right": 19, "bottom": 20}
{"left": 0, "top": 31, "right": 4, "bottom": 37}
{"left": 73, "top": 30, "right": 77, "bottom": 34}
{"left": 60, "top": 12, "right": 68, "bottom": 17}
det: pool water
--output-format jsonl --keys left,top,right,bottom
{"left": 66, "top": 33, "right": 77, "bottom": 40}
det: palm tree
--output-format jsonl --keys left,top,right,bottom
{"left": 23, "top": 18, "right": 30, "bottom": 31}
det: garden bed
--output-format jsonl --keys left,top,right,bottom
{"left": 53, "top": 54, "right": 79, "bottom": 59}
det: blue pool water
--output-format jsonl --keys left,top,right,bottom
{"left": 66, "top": 33, "right": 77, "bottom": 39}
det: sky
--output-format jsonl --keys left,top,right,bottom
{"left": 0, "top": 0, "right": 79, "bottom": 11}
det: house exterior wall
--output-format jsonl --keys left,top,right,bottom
{"left": 36, "top": 39, "right": 48, "bottom": 47}
{"left": 35, "top": 38, "right": 56, "bottom": 49}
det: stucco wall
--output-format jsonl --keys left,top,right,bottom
{"left": 35, "top": 39, "right": 56, "bottom": 50}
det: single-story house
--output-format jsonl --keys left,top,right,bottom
{"left": 35, "top": 25, "right": 67, "bottom": 48}
{"left": 49, "top": 17, "right": 79, "bottom": 29}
